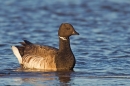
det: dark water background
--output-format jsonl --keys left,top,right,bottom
{"left": 0, "top": 0, "right": 130, "bottom": 85}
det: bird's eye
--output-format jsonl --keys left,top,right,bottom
{"left": 66, "top": 28, "right": 70, "bottom": 30}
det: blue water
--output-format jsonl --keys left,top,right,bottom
{"left": 0, "top": 0, "right": 130, "bottom": 85}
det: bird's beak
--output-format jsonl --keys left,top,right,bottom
{"left": 72, "top": 30, "right": 79, "bottom": 35}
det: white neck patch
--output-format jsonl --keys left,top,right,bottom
{"left": 59, "top": 36, "right": 67, "bottom": 40}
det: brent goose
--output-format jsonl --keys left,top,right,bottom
{"left": 12, "top": 23, "right": 79, "bottom": 71}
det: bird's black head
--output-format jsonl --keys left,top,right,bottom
{"left": 58, "top": 23, "right": 79, "bottom": 37}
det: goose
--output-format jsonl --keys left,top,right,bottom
{"left": 12, "top": 23, "right": 79, "bottom": 71}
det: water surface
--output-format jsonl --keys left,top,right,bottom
{"left": 0, "top": 0, "right": 130, "bottom": 85}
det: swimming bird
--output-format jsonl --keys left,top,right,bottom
{"left": 12, "top": 23, "right": 79, "bottom": 71}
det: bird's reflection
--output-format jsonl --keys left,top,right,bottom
{"left": 56, "top": 70, "right": 73, "bottom": 83}
{"left": 14, "top": 69, "right": 73, "bottom": 86}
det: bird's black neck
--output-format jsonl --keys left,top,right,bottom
{"left": 59, "top": 36, "right": 72, "bottom": 52}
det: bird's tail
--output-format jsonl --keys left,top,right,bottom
{"left": 11, "top": 46, "right": 22, "bottom": 64}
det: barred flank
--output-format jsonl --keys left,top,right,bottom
{"left": 22, "top": 54, "right": 56, "bottom": 70}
